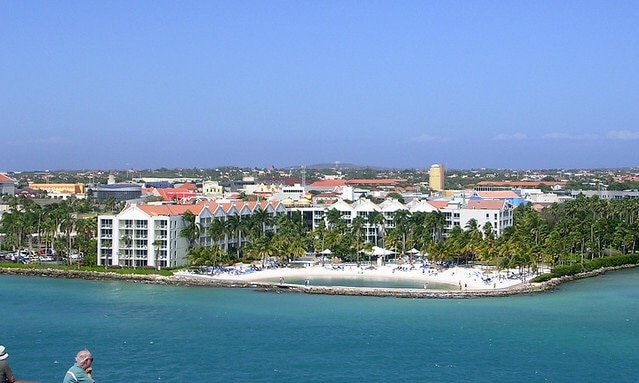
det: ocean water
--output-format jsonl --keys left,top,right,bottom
{"left": 1, "top": 269, "right": 639, "bottom": 383}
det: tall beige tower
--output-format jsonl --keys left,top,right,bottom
{"left": 429, "top": 163, "right": 445, "bottom": 191}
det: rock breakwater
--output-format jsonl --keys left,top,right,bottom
{"left": 1, "top": 265, "right": 635, "bottom": 298}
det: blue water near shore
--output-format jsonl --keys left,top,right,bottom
{"left": 2, "top": 269, "right": 639, "bottom": 383}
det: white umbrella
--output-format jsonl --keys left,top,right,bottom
{"left": 407, "top": 248, "right": 421, "bottom": 255}
{"left": 371, "top": 246, "right": 395, "bottom": 256}
{"left": 320, "top": 249, "right": 332, "bottom": 255}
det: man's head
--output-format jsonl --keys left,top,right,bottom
{"left": 0, "top": 345, "right": 8, "bottom": 360}
{"left": 75, "top": 349, "right": 93, "bottom": 370}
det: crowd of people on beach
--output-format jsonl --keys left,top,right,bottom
{"left": 0, "top": 345, "right": 96, "bottom": 383}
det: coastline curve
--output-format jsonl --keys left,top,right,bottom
{"left": 0, "top": 265, "right": 635, "bottom": 298}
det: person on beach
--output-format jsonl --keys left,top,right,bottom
{"left": 63, "top": 349, "right": 95, "bottom": 383}
{"left": 0, "top": 345, "right": 16, "bottom": 383}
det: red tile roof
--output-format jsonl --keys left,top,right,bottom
{"left": 133, "top": 200, "right": 281, "bottom": 217}
{"left": 0, "top": 173, "right": 15, "bottom": 182}
{"left": 156, "top": 188, "right": 197, "bottom": 201}
{"left": 309, "top": 180, "right": 348, "bottom": 187}
{"left": 427, "top": 200, "right": 449, "bottom": 209}
{"left": 135, "top": 204, "right": 206, "bottom": 217}
{"left": 179, "top": 182, "right": 198, "bottom": 191}
{"left": 309, "top": 179, "right": 404, "bottom": 188}
{"left": 476, "top": 180, "right": 566, "bottom": 187}
{"left": 474, "top": 190, "right": 520, "bottom": 199}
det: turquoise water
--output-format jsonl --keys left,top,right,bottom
{"left": 2, "top": 269, "right": 639, "bottom": 383}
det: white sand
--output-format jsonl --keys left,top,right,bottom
{"left": 179, "top": 264, "right": 529, "bottom": 291}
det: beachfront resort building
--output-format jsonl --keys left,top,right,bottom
{"left": 291, "top": 195, "right": 514, "bottom": 248}
{"left": 96, "top": 200, "right": 286, "bottom": 268}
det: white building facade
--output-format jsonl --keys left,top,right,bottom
{"left": 97, "top": 200, "right": 286, "bottom": 268}
{"left": 292, "top": 196, "right": 514, "bottom": 246}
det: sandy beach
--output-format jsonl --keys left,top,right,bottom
{"left": 177, "top": 264, "right": 530, "bottom": 292}
{"left": 3, "top": 263, "right": 631, "bottom": 298}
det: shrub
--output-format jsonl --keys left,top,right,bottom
{"left": 548, "top": 255, "right": 639, "bottom": 280}
{"left": 530, "top": 273, "right": 553, "bottom": 283}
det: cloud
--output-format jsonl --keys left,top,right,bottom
{"left": 541, "top": 130, "right": 639, "bottom": 141}
{"left": 410, "top": 134, "right": 448, "bottom": 143}
{"left": 606, "top": 130, "right": 639, "bottom": 140}
{"left": 493, "top": 133, "right": 528, "bottom": 140}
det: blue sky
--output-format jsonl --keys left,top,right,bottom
{"left": 2, "top": 1, "right": 638, "bottom": 171}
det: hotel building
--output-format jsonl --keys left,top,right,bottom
{"left": 97, "top": 200, "right": 286, "bottom": 268}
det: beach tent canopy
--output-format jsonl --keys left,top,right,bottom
{"left": 370, "top": 246, "right": 395, "bottom": 256}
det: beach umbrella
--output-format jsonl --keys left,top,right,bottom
{"left": 407, "top": 248, "right": 420, "bottom": 255}
{"left": 320, "top": 249, "right": 332, "bottom": 255}
{"left": 372, "top": 246, "right": 395, "bottom": 256}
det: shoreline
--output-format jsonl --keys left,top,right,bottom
{"left": 1, "top": 264, "right": 636, "bottom": 298}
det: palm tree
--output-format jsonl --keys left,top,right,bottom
{"left": 463, "top": 218, "right": 483, "bottom": 265}
{"left": 186, "top": 246, "right": 216, "bottom": 267}
{"left": 251, "top": 207, "right": 274, "bottom": 239}
{"left": 367, "top": 210, "right": 385, "bottom": 247}
{"left": 427, "top": 210, "right": 447, "bottom": 243}
{"left": 249, "top": 236, "right": 273, "bottom": 267}
{"left": 351, "top": 216, "right": 365, "bottom": 265}
{"left": 179, "top": 210, "right": 201, "bottom": 249}
{"left": 120, "top": 234, "right": 132, "bottom": 267}
{"left": 225, "top": 214, "right": 244, "bottom": 259}
{"left": 101, "top": 239, "right": 112, "bottom": 268}
{"left": 390, "top": 209, "right": 411, "bottom": 260}
{"left": 75, "top": 216, "right": 97, "bottom": 258}
{"left": 152, "top": 239, "right": 163, "bottom": 269}
{"left": 58, "top": 202, "right": 77, "bottom": 264}
{"left": 207, "top": 218, "right": 228, "bottom": 262}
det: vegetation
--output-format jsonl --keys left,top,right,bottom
{"left": 531, "top": 254, "right": 639, "bottom": 283}
{"left": 0, "top": 261, "right": 173, "bottom": 276}
{"left": 181, "top": 194, "right": 639, "bottom": 274}
{"left": 0, "top": 195, "right": 98, "bottom": 264}
{"left": 2, "top": 169, "right": 638, "bottom": 277}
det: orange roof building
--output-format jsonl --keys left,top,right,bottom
{"left": 96, "top": 200, "right": 286, "bottom": 269}
{"left": 0, "top": 173, "right": 16, "bottom": 195}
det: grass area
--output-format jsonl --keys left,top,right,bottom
{"left": 0, "top": 261, "right": 175, "bottom": 277}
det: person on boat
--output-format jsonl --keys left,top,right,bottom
{"left": 63, "top": 349, "right": 95, "bottom": 383}
{"left": 0, "top": 345, "right": 16, "bottom": 383}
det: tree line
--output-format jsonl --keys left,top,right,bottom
{"left": 0, "top": 195, "right": 121, "bottom": 264}
{"left": 183, "top": 194, "right": 639, "bottom": 271}
{"left": 2, "top": 193, "right": 637, "bottom": 271}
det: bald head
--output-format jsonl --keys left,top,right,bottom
{"left": 75, "top": 349, "right": 93, "bottom": 370}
